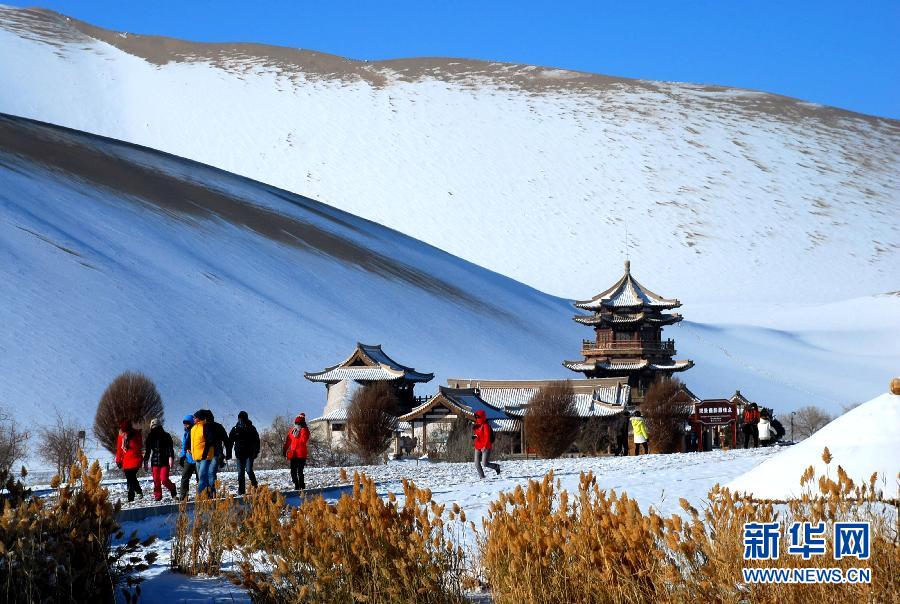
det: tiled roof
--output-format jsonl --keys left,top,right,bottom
{"left": 649, "top": 360, "right": 694, "bottom": 371}
{"left": 477, "top": 383, "right": 630, "bottom": 418}
{"left": 575, "top": 261, "right": 680, "bottom": 311}
{"left": 305, "top": 343, "right": 434, "bottom": 383}
{"left": 306, "top": 365, "right": 408, "bottom": 382}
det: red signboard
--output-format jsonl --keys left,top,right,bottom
{"left": 695, "top": 401, "right": 736, "bottom": 426}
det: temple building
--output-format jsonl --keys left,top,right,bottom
{"left": 305, "top": 343, "right": 433, "bottom": 441}
{"left": 563, "top": 261, "right": 693, "bottom": 400}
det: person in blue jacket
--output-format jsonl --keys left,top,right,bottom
{"left": 178, "top": 414, "right": 196, "bottom": 500}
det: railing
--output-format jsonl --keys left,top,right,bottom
{"left": 582, "top": 339, "right": 676, "bottom": 354}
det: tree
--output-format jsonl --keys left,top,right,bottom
{"left": 0, "top": 407, "right": 28, "bottom": 480}
{"left": 641, "top": 376, "right": 689, "bottom": 453}
{"left": 41, "top": 409, "right": 82, "bottom": 481}
{"left": 94, "top": 372, "right": 164, "bottom": 454}
{"left": 346, "top": 382, "right": 400, "bottom": 464}
{"left": 524, "top": 381, "right": 580, "bottom": 458}
{"left": 793, "top": 405, "right": 833, "bottom": 440}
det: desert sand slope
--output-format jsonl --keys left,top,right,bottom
{"left": 0, "top": 6, "right": 897, "bottom": 301}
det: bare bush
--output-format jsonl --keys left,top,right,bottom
{"left": 308, "top": 433, "right": 357, "bottom": 467}
{"left": 524, "top": 381, "right": 580, "bottom": 458}
{"left": 793, "top": 405, "right": 833, "bottom": 440}
{"left": 346, "top": 382, "right": 400, "bottom": 464}
{"left": 41, "top": 409, "right": 82, "bottom": 481}
{"left": 0, "top": 407, "right": 28, "bottom": 480}
{"left": 257, "top": 415, "right": 292, "bottom": 469}
{"left": 574, "top": 416, "right": 608, "bottom": 455}
{"left": 642, "top": 376, "right": 688, "bottom": 453}
{"left": 94, "top": 372, "right": 164, "bottom": 454}
{"left": 443, "top": 417, "right": 474, "bottom": 462}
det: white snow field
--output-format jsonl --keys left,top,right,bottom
{"left": 728, "top": 391, "right": 900, "bottom": 499}
{"left": 0, "top": 6, "right": 897, "bottom": 303}
{"left": 121, "top": 447, "right": 780, "bottom": 601}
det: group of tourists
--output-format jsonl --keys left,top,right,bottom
{"left": 741, "top": 402, "right": 779, "bottom": 448}
{"left": 114, "top": 410, "right": 310, "bottom": 502}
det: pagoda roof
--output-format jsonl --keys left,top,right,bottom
{"left": 573, "top": 311, "right": 683, "bottom": 326}
{"left": 563, "top": 359, "right": 694, "bottom": 373}
{"left": 305, "top": 343, "right": 434, "bottom": 384}
{"left": 574, "top": 261, "right": 681, "bottom": 311}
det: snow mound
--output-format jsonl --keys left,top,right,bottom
{"left": 727, "top": 393, "right": 900, "bottom": 499}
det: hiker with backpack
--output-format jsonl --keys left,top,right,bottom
{"left": 742, "top": 403, "right": 760, "bottom": 448}
{"left": 143, "top": 418, "right": 177, "bottom": 501}
{"left": 228, "top": 410, "right": 260, "bottom": 495}
{"left": 473, "top": 409, "right": 500, "bottom": 478}
{"left": 191, "top": 409, "right": 216, "bottom": 496}
{"left": 115, "top": 419, "right": 144, "bottom": 502}
{"left": 178, "top": 414, "right": 196, "bottom": 500}
{"left": 284, "top": 413, "right": 310, "bottom": 490}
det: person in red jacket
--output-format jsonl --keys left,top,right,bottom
{"left": 742, "top": 403, "right": 761, "bottom": 449}
{"left": 115, "top": 419, "right": 144, "bottom": 502}
{"left": 472, "top": 410, "right": 500, "bottom": 479}
{"left": 283, "top": 413, "right": 310, "bottom": 490}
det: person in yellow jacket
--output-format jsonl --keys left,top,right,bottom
{"left": 190, "top": 409, "right": 215, "bottom": 496}
{"left": 630, "top": 411, "right": 649, "bottom": 455}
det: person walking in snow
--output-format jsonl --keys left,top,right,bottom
{"left": 228, "top": 410, "right": 260, "bottom": 495}
{"left": 115, "top": 419, "right": 144, "bottom": 502}
{"left": 758, "top": 410, "right": 773, "bottom": 447}
{"left": 204, "top": 409, "right": 231, "bottom": 488}
{"left": 742, "top": 403, "right": 760, "bottom": 448}
{"left": 284, "top": 414, "right": 310, "bottom": 490}
{"left": 630, "top": 411, "right": 649, "bottom": 455}
{"left": 191, "top": 409, "right": 216, "bottom": 496}
{"left": 178, "top": 414, "right": 196, "bottom": 500}
{"left": 143, "top": 418, "right": 177, "bottom": 501}
{"left": 473, "top": 409, "right": 500, "bottom": 478}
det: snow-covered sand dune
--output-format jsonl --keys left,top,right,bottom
{"left": 728, "top": 392, "right": 900, "bottom": 499}
{"left": 0, "top": 6, "right": 897, "bottom": 302}
{"left": 1, "top": 113, "right": 897, "bottom": 453}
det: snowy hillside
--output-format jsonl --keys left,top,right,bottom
{"left": 0, "top": 6, "right": 897, "bottom": 302}
{"left": 728, "top": 391, "right": 900, "bottom": 499}
{"left": 0, "top": 113, "right": 580, "bottom": 442}
{"left": 1, "top": 112, "right": 897, "bottom": 452}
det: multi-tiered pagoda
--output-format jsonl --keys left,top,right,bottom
{"left": 563, "top": 261, "right": 693, "bottom": 399}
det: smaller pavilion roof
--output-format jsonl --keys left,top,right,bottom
{"left": 305, "top": 343, "right": 434, "bottom": 384}
{"left": 574, "top": 261, "right": 681, "bottom": 312}
{"left": 399, "top": 387, "right": 523, "bottom": 431}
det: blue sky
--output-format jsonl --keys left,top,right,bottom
{"left": 9, "top": 0, "right": 899, "bottom": 118}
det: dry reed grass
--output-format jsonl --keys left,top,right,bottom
{"left": 0, "top": 452, "right": 156, "bottom": 602}
{"left": 233, "top": 472, "right": 470, "bottom": 603}
{"left": 170, "top": 481, "right": 239, "bottom": 576}
{"left": 481, "top": 448, "right": 898, "bottom": 603}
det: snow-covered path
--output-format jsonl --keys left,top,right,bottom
{"left": 123, "top": 448, "right": 779, "bottom": 601}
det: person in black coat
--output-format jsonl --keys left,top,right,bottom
{"left": 143, "top": 418, "right": 177, "bottom": 500}
{"left": 201, "top": 410, "right": 231, "bottom": 489}
{"left": 228, "top": 411, "right": 260, "bottom": 495}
